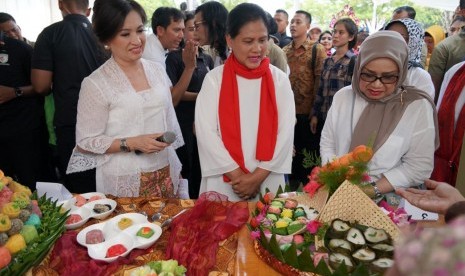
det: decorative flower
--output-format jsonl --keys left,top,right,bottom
{"left": 250, "top": 230, "right": 260, "bottom": 240}
{"left": 250, "top": 217, "right": 260, "bottom": 229}
{"left": 263, "top": 192, "right": 274, "bottom": 204}
{"left": 306, "top": 220, "right": 322, "bottom": 234}
{"left": 303, "top": 180, "right": 322, "bottom": 197}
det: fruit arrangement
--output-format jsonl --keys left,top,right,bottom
{"left": 0, "top": 170, "right": 68, "bottom": 275}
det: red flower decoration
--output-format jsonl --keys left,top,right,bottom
{"left": 250, "top": 217, "right": 260, "bottom": 228}
{"left": 306, "top": 220, "right": 322, "bottom": 234}
{"left": 263, "top": 192, "right": 274, "bottom": 204}
{"left": 303, "top": 180, "right": 322, "bottom": 197}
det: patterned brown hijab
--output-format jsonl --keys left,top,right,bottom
{"left": 349, "top": 31, "right": 439, "bottom": 153}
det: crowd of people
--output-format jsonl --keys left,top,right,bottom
{"left": 0, "top": 0, "right": 464, "bottom": 203}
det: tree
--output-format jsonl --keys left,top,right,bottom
{"left": 137, "top": 0, "right": 176, "bottom": 24}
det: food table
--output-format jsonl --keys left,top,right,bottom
{"left": 29, "top": 195, "right": 445, "bottom": 276}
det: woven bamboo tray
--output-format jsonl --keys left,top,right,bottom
{"left": 315, "top": 180, "right": 400, "bottom": 249}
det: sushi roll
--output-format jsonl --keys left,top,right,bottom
{"left": 352, "top": 247, "right": 376, "bottom": 264}
{"left": 369, "top": 243, "right": 394, "bottom": 258}
{"left": 370, "top": 258, "right": 394, "bottom": 274}
{"left": 327, "top": 239, "right": 353, "bottom": 255}
{"left": 327, "top": 219, "right": 351, "bottom": 238}
{"left": 329, "top": 253, "right": 355, "bottom": 272}
{"left": 346, "top": 228, "right": 366, "bottom": 247}
{"left": 363, "top": 227, "right": 389, "bottom": 244}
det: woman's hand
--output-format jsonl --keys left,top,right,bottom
{"left": 310, "top": 116, "right": 318, "bottom": 134}
{"left": 127, "top": 134, "right": 169, "bottom": 154}
{"left": 182, "top": 40, "right": 198, "bottom": 70}
{"left": 396, "top": 179, "right": 465, "bottom": 214}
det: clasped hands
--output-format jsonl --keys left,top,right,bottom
{"left": 227, "top": 167, "right": 270, "bottom": 200}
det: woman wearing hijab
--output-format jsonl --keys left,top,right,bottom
{"left": 320, "top": 31, "right": 438, "bottom": 197}
{"left": 195, "top": 3, "right": 295, "bottom": 201}
{"left": 384, "top": 18, "right": 435, "bottom": 99}
{"left": 424, "top": 25, "right": 446, "bottom": 70}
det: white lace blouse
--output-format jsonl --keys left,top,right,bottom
{"left": 67, "top": 57, "right": 184, "bottom": 197}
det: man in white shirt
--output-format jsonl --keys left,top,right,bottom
{"left": 142, "top": 7, "right": 185, "bottom": 68}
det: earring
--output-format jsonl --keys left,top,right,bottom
{"left": 104, "top": 45, "right": 110, "bottom": 50}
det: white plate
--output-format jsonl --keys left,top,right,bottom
{"left": 87, "top": 232, "right": 134, "bottom": 263}
{"left": 83, "top": 198, "right": 117, "bottom": 220}
{"left": 65, "top": 207, "right": 92, "bottom": 230}
{"left": 77, "top": 213, "right": 163, "bottom": 262}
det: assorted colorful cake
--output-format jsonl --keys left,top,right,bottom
{"left": 93, "top": 204, "right": 112, "bottom": 214}
{"left": 118, "top": 217, "right": 133, "bottom": 230}
{"left": 136, "top": 226, "right": 154, "bottom": 239}
{"left": 261, "top": 198, "right": 318, "bottom": 236}
{"left": 86, "top": 229, "right": 105, "bottom": 244}
{"left": 106, "top": 244, "right": 127, "bottom": 258}
{"left": 66, "top": 214, "right": 83, "bottom": 225}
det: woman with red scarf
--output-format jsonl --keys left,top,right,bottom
{"left": 432, "top": 61, "right": 465, "bottom": 186}
{"left": 195, "top": 3, "right": 295, "bottom": 201}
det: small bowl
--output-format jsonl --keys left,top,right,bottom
{"left": 87, "top": 232, "right": 134, "bottom": 263}
{"left": 84, "top": 198, "right": 117, "bottom": 220}
{"left": 76, "top": 222, "right": 106, "bottom": 247}
{"left": 125, "top": 223, "right": 162, "bottom": 249}
{"left": 65, "top": 207, "right": 91, "bottom": 230}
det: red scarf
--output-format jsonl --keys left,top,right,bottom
{"left": 218, "top": 54, "right": 278, "bottom": 181}
{"left": 431, "top": 63, "right": 465, "bottom": 186}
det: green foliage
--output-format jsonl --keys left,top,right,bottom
{"left": 300, "top": 0, "right": 447, "bottom": 31}
{"left": 137, "top": 0, "right": 176, "bottom": 26}
{"left": 302, "top": 148, "right": 322, "bottom": 169}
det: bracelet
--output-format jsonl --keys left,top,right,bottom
{"left": 371, "top": 182, "right": 382, "bottom": 198}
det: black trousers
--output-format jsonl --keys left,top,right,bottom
{"left": 290, "top": 114, "right": 321, "bottom": 189}
{"left": 176, "top": 121, "right": 201, "bottom": 199}
{"left": 55, "top": 126, "right": 96, "bottom": 193}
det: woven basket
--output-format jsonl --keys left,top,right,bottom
{"left": 315, "top": 180, "right": 400, "bottom": 249}
{"left": 290, "top": 188, "right": 329, "bottom": 214}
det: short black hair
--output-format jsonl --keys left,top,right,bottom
{"left": 227, "top": 3, "right": 268, "bottom": 39}
{"left": 295, "top": 10, "right": 312, "bottom": 24}
{"left": 334, "top": 18, "right": 358, "bottom": 50}
{"left": 0, "top": 12, "right": 15, "bottom": 24}
{"left": 62, "top": 0, "right": 90, "bottom": 12}
{"left": 195, "top": 1, "right": 228, "bottom": 61}
{"left": 92, "top": 0, "right": 146, "bottom": 43}
{"left": 275, "top": 9, "right": 288, "bottom": 19}
{"left": 151, "top": 7, "right": 185, "bottom": 35}
{"left": 266, "top": 12, "right": 278, "bottom": 35}
{"left": 393, "top": 6, "right": 416, "bottom": 19}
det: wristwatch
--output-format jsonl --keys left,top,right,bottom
{"left": 14, "top": 87, "right": 23, "bottom": 97}
{"left": 371, "top": 182, "right": 382, "bottom": 198}
{"left": 120, "top": 138, "right": 131, "bottom": 152}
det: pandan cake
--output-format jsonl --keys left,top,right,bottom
{"left": 20, "top": 225, "right": 38, "bottom": 244}
{"left": 136, "top": 227, "right": 154, "bottom": 238}
{"left": 118, "top": 217, "right": 133, "bottom": 230}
